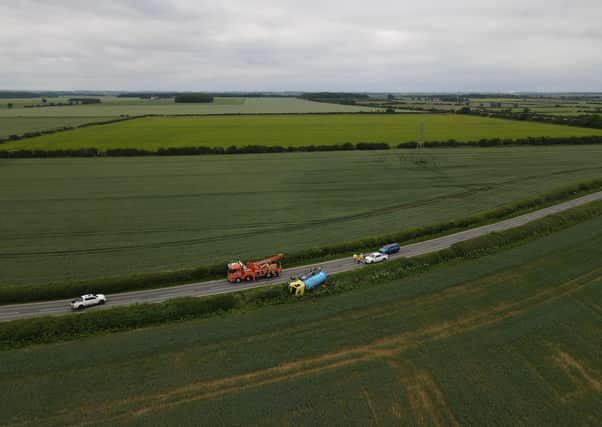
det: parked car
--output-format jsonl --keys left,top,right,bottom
{"left": 70, "top": 294, "right": 106, "bottom": 310}
{"left": 363, "top": 252, "right": 389, "bottom": 264}
{"left": 379, "top": 243, "right": 401, "bottom": 254}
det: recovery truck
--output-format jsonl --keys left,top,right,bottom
{"left": 227, "top": 253, "right": 283, "bottom": 283}
{"left": 288, "top": 268, "right": 328, "bottom": 296}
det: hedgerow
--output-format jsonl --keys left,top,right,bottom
{"left": 0, "top": 177, "right": 600, "bottom": 305}
{"left": 1, "top": 135, "right": 600, "bottom": 157}
{"left": 1, "top": 197, "right": 600, "bottom": 350}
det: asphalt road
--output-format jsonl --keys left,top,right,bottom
{"left": 1, "top": 191, "right": 601, "bottom": 322}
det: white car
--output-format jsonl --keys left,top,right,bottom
{"left": 363, "top": 252, "right": 389, "bottom": 264}
{"left": 70, "top": 294, "right": 106, "bottom": 310}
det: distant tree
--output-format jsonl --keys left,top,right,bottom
{"left": 387, "top": 94, "right": 395, "bottom": 101}
{"left": 7, "top": 103, "right": 13, "bottom": 109}
{"left": 42, "top": 98, "right": 47, "bottom": 103}
{"left": 174, "top": 93, "right": 214, "bottom": 103}
{"left": 385, "top": 107, "right": 396, "bottom": 113}
{"left": 523, "top": 107, "right": 530, "bottom": 113}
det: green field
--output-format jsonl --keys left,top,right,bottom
{"left": 1, "top": 146, "right": 601, "bottom": 286}
{"left": 1, "top": 215, "right": 600, "bottom": 426}
{"left": 0, "top": 97, "right": 375, "bottom": 118}
{"left": 3, "top": 113, "right": 602, "bottom": 151}
{"left": 0, "top": 97, "right": 377, "bottom": 138}
{"left": 351, "top": 95, "right": 602, "bottom": 117}
{"left": 0, "top": 116, "right": 115, "bottom": 138}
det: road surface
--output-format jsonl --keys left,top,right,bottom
{"left": 1, "top": 191, "right": 601, "bottom": 322}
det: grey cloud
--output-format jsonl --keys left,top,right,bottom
{"left": 0, "top": 0, "right": 600, "bottom": 91}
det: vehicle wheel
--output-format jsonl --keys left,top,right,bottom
{"left": 266, "top": 273, "right": 271, "bottom": 278}
{"left": 99, "top": 300, "right": 105, "bottom": 305}
{"left": 245, "top": 276, "right": 252, "bottom": 281}
{"left": 78, "top": 305, "right": 84, "bottom": 310}
{"left": 235, "top": 278, "right": 241, "bottom": 283}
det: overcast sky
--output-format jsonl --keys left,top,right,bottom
{"left": 1, "top": 0, "right": 601, "bottom": 92}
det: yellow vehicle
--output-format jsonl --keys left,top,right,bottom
{"left": 287, "top": 269, "right": 328, "bottom": 296}
{"left": 288, "top": 279, "right": 305, "bottom": 296}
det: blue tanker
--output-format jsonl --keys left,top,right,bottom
{"left": 288, "top": 268, "right": 327, "bottom": 296}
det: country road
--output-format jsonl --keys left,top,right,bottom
{"left": 1, "top": 191, "right": 601, "bottom": 322}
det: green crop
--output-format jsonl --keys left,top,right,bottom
{"left": 3, "top": 113, "right": 602, "bottom": 151}
{"left": 1, "top": 146, "right": 601, "bottom": 287}
{"left": 0, "top": 97, "right": 375, "bottom": 138}
{"left": 0, "top": 213, "right": 600, "bottom": 426}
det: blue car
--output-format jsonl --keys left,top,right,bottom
{"left": 379, "top": 243, "right": 401, "bottom": 254}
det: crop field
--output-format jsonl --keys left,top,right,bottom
{"left": 0, "top": 116, "right": 115, "bottom": 139}
{"left": 0, "top": 96, "right": 377, "bottom": 116}
{"left": 1, "top": 145, "right": 601, "bottom": 286}
{"left": 352, "top": 95, "right": 602, "bottom": 117}
{"left": 1, "top": 215, "right": 600, "bottom": 426}
{"left": 2, "top": 113, "right": 602, "bottom": 151}
{"left": 0, "top": 97, "right": 376, "bottom": 136}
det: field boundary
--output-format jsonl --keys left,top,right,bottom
{"left": 0, "top": 195, "right": 600, "bottom": 349}
{"left": 1, "top": 134, "right": 602, "bottom": 157}
{"left": 0, "top": 111, "right": 393, "bottom": 145}
{"left": 1, "top": 177, "right": 601, "bottom": 304}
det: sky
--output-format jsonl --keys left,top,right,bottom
{"left": 1, "top": 0, "right": 601, "bottom": 92}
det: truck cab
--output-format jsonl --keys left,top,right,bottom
{"left": 227, "top": 261, "right": 252, "bottom": 283}
{"left": 288, "top": 279, "right": 305, "bottom": 296}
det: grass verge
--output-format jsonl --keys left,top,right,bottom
{"left": 1, "top": 197, "right": 600, "bottom": 350}
{"left": 1, "top": 177, "right": 600, "bottom": 305}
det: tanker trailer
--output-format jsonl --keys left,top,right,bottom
{"left": 288, "top": 268, "right": 327, "bottom": 296}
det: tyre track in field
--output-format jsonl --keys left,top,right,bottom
{"left": 13, "top": 266, "right": 598, "bottom": 427}
{"left": 2, "top": 166, "right": 600, "bottom": 258}
{"left": 0, "top": 191, "right": 600, "bottom": 322}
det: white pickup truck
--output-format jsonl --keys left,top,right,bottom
{"left": 70, "top": 294, "right": 107, "bottom": 310}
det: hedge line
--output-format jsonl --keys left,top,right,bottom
{"left": 398, "top": 135, "right": 602, "bottom": 149}
{"left": 320, "top": 198, "right": 602, "bottom": 294}
{"left": 1, "top": 198, "right": 600, "bottom": 350}
{"left": 457, "top": 109, "right": 602, "bottom": 130}
{"left": 0, "top": 111, "right": 401, "bottom": 146}
{"left": 0, "top": 142, "right": 390, "bottom": 158}
{"left": 277, "top": 177, "right": 602, "bottom": 267}
{"left": 0, "top": 177, "right": 600, "bottom": 305}
{"left": 0, "top": 116, "right": 136, "bottom": 145}
{"left": 1, "top": 135, "right": 600, "bottom": 158}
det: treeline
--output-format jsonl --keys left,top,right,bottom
{"left": 0, "top": 116, "right": 134, "bottom": 144}
{"left": 457, "top": 107, "right": 602, "bottom": 129}
{"left": 0, "top": 142, "right": 390, "bottom": 158}
{"left": 0, "top": 177, "right": 599, "bottom": 305}
{"left": 397, "top": 135, "right": 602, "bottom": 148}
{"left": 23, "top": 98, "right": 102, "bottom": 108}
{"left": 117, "top": 92, "right": 294, "bottom": 99}
{"left": 2, "top": 136, "right": 601, "bottom": 158}
{"left": 174, "top": 93, "right": 214, "bottom": 103}
{"left": 2, "top": 197, "right": 600, "bottom": 349}
{"left": 299, "top": 92, "right": 370, "bottom": 105}
{"left": 0, "top": 91, "right": 109, "bottom": 98}
{"left": 67, "top": 98, "right": 101, "bottom": 104}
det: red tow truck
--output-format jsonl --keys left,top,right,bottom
{"left": 227, "top": 254, "right": 283, "bottom": 283}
